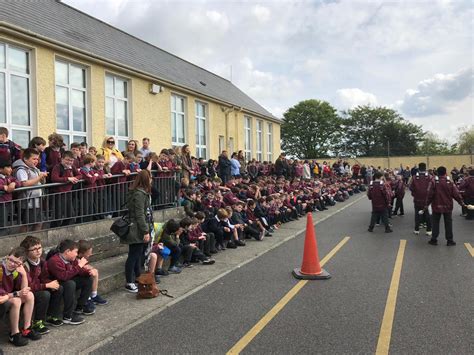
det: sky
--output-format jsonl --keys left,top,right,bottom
{"left": 64, "top": 0, "right": 473, "bottom": 143}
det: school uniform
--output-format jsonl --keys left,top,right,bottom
{"left": 47, "top": 254, "right": 92, "bottom": 319}
{"left": 410, "top": 171, "right": 433, "bottom": 232}
{"left": 367, "top": 180, "right": 392, "bottom": 232}
{"left": 50, "top": 163, "right": 82, "bottom": 227}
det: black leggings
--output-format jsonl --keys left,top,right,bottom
{"left": 125, "top": 243, "right": 145, "bottom": 283}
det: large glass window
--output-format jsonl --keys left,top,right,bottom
{"left": 55, "top": 60, "right": 87, "bottom": 146}
{"left": 244, "top": 116, "right": 252, "bottom": 161}
{"left": 0, "top": 42, "right": 31, "bottom": 147}
{"left": 195, "top": 101, "right": 207, "bottom": 158}
{"left": 267, "top": 122, "right": 273, "bottom": 162}
{"left": 256, "top": 120, "right": 263, "bottom": 162}
{"left": 171, "top": 94, "right": 186, "bottom": 145}
{"left": 105, "top": 74, "right": 129, "bottom": 151}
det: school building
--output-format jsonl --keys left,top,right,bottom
{"left": 0, "top": 0, "right": 281, "bottom": 161}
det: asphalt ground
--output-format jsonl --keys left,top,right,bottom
{"left": 93, "top": 196, "right": 474, "bottom": 355}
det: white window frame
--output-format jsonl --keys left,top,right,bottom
{"left": 0, "top": 42, "right": 32, "bottom": 147}
{"left": 256, "top": 119, "right": 263, "bottom": 162}
{"left": 105, "top": 73, "right": 130, "bottom": 151}
{"left": 244, "top": 116, "right": 252, "bottom": 161}
{"left": 195, "top": 101, "right": 207, "bottom": 159}
{"left": 171, "top": 94, "right": 186, "bottom": 146}
{"left": 266, "top": 122, "right": 273, "bottom": 162}
{"left": 218, "top": 135, "right": 225, "bottom": 154}
{"left": 55, "top": 59, "right": 88, "bottom": 146}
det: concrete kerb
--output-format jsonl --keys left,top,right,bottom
{"left": 80, "top": 194, "right": 366, "bottom": 355}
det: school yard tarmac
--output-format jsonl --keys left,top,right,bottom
{"left": 91, "top": 195, "right": 473, "bottom": 355}
{"left": 1, "top": 194, "right": 472, "bottom": 354}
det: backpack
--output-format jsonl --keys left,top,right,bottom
{"left": 45, "top": 246, "right": 59, "bottom": 260}
{"left": 136, "top": 272, "right": 159, "bottom": 299}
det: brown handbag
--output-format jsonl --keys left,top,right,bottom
{"left": 136, "top": 273, "right": 159, "bottom": 299}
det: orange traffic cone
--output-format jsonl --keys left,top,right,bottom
{"left": 292, "top": 213, "right": 331, "bottom": 280}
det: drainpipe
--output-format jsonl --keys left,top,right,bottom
{"left": 221, "top": 106, "right": 235, "bottom": 150}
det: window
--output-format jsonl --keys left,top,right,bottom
{"left": 171, "top": 94, "right": 186, "bottom": 146}
{"left": 267, "top": 122, "right": 273, "bottom": 161}
{"left": 256, "top": 120, "right": 263, "bottom": 162}
{"left": 105, "top": 74, "right": 129, "bottom": 151}
{"left": 0, "top": 42, "right": 31, "bottom": 147}
{"left": 244, "top": 116, "right": 252, "bottom": 161}
{"left": 195, "top": 101, "right": 207, "bottom": 158}
{"left": 55, "top": 60, "right": 88, "bottom": 146}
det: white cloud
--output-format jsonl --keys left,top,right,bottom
{"left": 336, "top": 88, "right": 378, "bottom": 109}
{"left": 252, "top": 5, "right": 270, "bottom": 23}
{"left": 63, "top": 0, "right": 473, "bottom": 142}
{"left": 399, "top": 67, "right": 473, "bottom": 116}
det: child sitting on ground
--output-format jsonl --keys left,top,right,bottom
{"left": 47, "top": 239, "right": 94, "bottom": 324}
{"left": 0, "top": 247, "right": 41, "bottom": 346}
{"left": 20, "top": 235, "right": 63, "bottom": 334}
{"left": 77, "top": 240, "right": 108, "bottom": 306}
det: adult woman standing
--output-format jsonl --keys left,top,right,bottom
{"left": 122, "top": 139, "right": 139, "bottom": 157}
{"left": 121, "top": 170, "right": 153, "bottom": 293}
{"left": 181, "top": 144, "right": 193, "bottom": 180}
{"left": 99, "top": 136, "right": 123, "bottom": 168}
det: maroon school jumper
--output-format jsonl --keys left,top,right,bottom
{"left": 410, "top": 171, "right": 433, "bottom": 208}
{"left": 426, "top": 176, "right": 463, "bottom": 213}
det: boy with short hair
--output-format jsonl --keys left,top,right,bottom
{"left": 70, "top": 142, "right": 83, "bottom": 168}
{"left": 367, "top": 172, "right": 393, "bottom": 233}
{"left": 47, "top": 239, "right": 93, "bottom": 324}
{"left": 0, "top": 247, "right": 41, "bottom": 346}
{"left": 0, "top": 159, "right": 22, "bottom": 229}
{"left": 0, "top": 127, "right": 22, "bottom": 164}
{"left": 28, "top": 137, "right": 47, "bottom": 172}
{"left": 20, "top": 235, "right": 64, "bottom": 333}
{"left": 77, "top": 240, "right": 108, "bottom": 305}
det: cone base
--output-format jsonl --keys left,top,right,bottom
{"left": 292, "top": 268, "right": 331, "bottom": 280}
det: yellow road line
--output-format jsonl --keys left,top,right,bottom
{"left": 227, "top": 236, "right": 351, "bottom": 355}
{"left": 375, "top": 239, "right": 407, "bottom": 355}
{"left": 464, "top": 243, "right": 474, "bottom": 257}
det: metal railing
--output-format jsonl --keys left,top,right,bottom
{"left": 0, "top": 171, "right": 178, "bottom": 235}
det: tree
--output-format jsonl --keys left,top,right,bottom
{"left": 417, "top": 132, "right": 456, "bottom": 155}
{"left": 339, "top": 105, "right": 424, "bottom": 157}
{"left": 456, "top": 125, "right": 474, "bottom": 154}
{"left": 281, "top": 100, "right": 340, "bottom": 158}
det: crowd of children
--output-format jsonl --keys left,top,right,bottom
{"left": 0, "top": 236, "right": 107, "bottom": 347}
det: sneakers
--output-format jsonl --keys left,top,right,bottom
{"left": 447, "top": 240, "right": 456, "bottom": 246}
{"left": 21, "top": 327, "right": 42, "bottom": 341}
{"left": 155, "top": 275, "right": 161, "bottom": 284}
{"left": 428, "top": 239, "right": 438, "bottom": 245}
{"left": 125, "top": 283, "right": 138, "bottom": 293}
{"left": 235, "top": 240, "right": 246, "bottom": 246}
{"left": 9, "top": 332, "right": 28, "bottom": 347}
{"left": 83, "top": 301, "right": 96, "bottom": 315}
{"left": 91, "top": 294, "right": 108, "bottom": 305}
{"left": 413, "top": 230, "right": 420, "bottom": 235}
{"left": 45, "top": 317, "right": 64, "bottom": 327}
{"left": 168, "top": 266, "right": 182, "bottom": 274}
{"left": 155, "top": 268, "right": 169, "bottom": 276}
{"left": 182, "top": 262, "right": 194, "bottom": 268}
{"left": 426, "top": 231, "right": 432, "bottom": 236}
{"left": 385, "top": 228, "right": 393, "bottom": 233}
{"left": 202, "top": 258, "right": 215, "bottom": 265}
{"left": 32, "top": 320, "right": 50, "bottom": 335}
{"left": 265, "top": 231, "right": 273, "bottom": 237}
{"left": 226, "top": 242, "right": 237, "bottom": 249}
{"left": 63, "top": 314, "right": 85, "bottom": 325}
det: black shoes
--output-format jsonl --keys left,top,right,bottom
{"left": 447, "top": 240, "right": 456, "bottom": 246}
{"left": 368, "top": 227, "right": 374, "bottom": 232}
{"left": 428, "top": 239, "right": 438, "bottom": 245}
{"left": 385, "top": 228, "right": 393, "bottom": 233}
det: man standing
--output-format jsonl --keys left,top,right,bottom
{"left": 409, "top": 163, "right": 433, "bottom": 236}
{"left": 367, "top": 172, "right": 393, "bottom": 233}
{"left": 139, "top": 138, "right": 151, "bottom": 158}
{"left": 426, "top": 166, "right": 466, "bottom": 246}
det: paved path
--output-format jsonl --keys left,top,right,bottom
{"left": 92, "top": 196, "right": 474, "bottom": 355}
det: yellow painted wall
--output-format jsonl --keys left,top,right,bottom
{"left": 315, "top": 155, "right": 473, "bottom": 170}
{"left": 1, "top": 33, "right": 281, "bottom": 160}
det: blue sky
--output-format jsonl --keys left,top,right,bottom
{"left": 65, "top": 0, "right": 473, "bottom": 143}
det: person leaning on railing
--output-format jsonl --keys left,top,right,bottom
{"left": 12, "top": 148, "right": 49, "bottom": 233}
